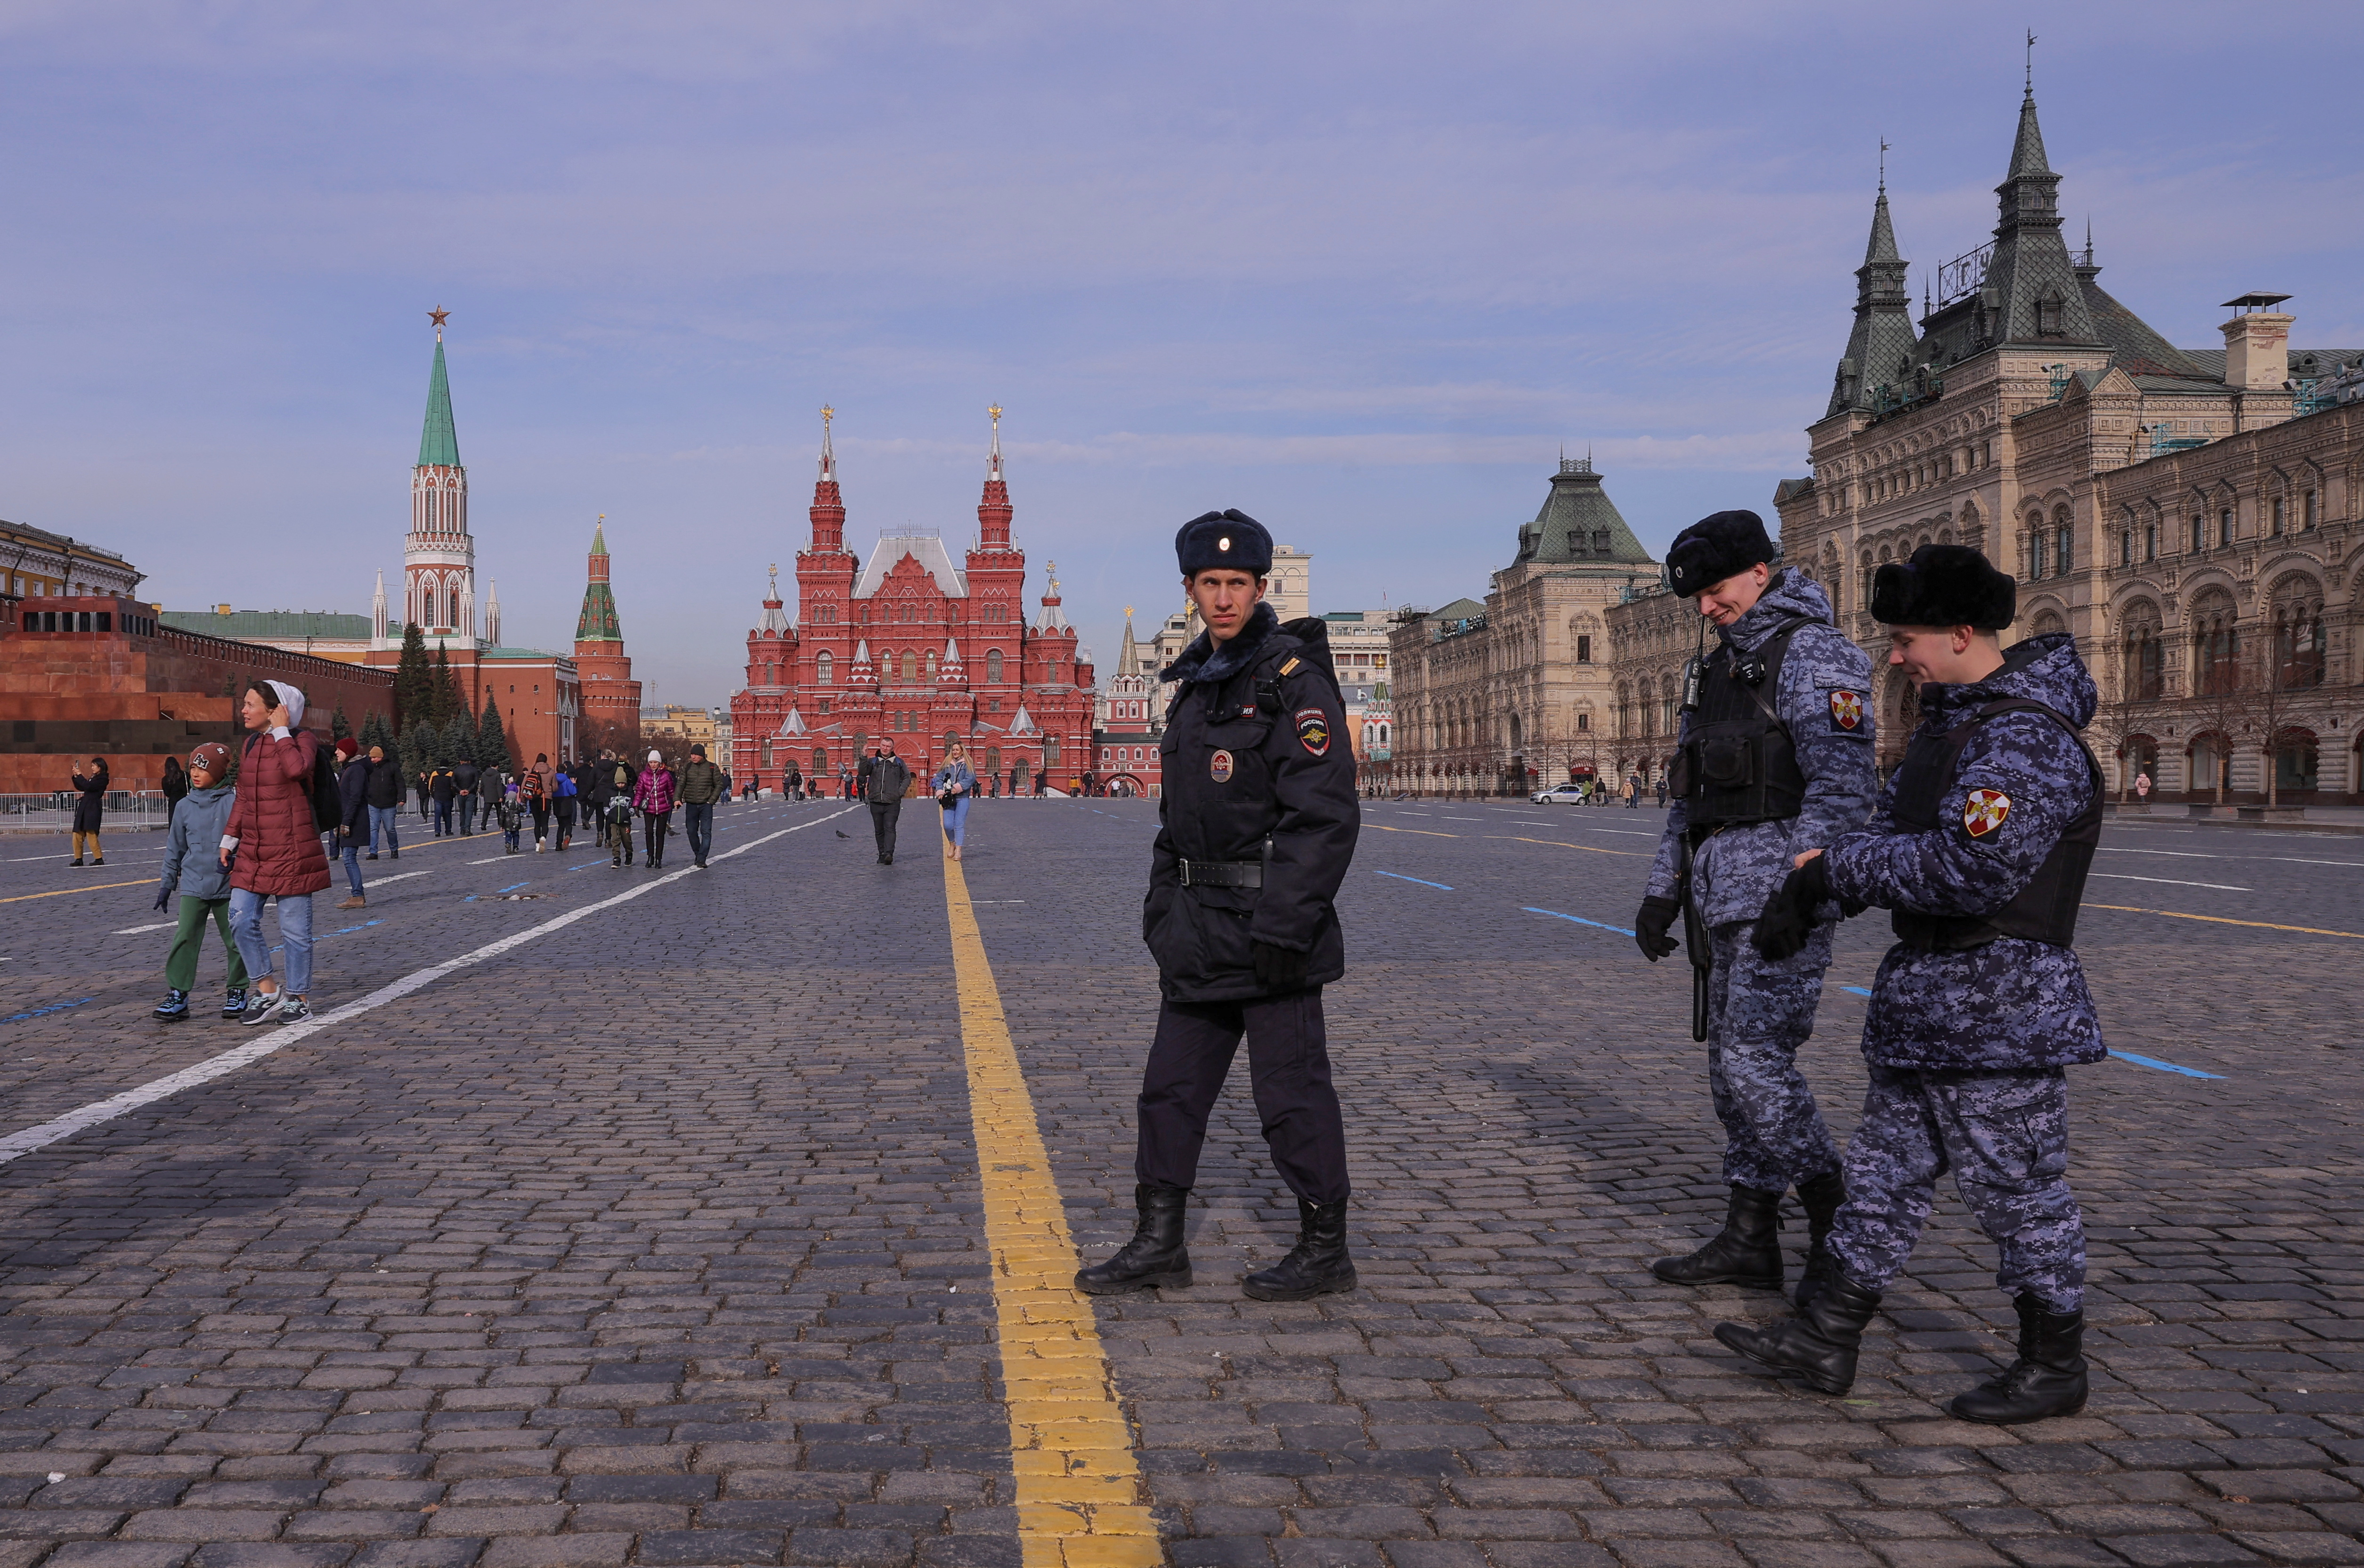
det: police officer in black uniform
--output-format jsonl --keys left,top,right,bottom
{"left": 1075, "top": 509, "right": 1362, "bottom": 1302}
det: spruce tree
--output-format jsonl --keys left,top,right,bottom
{"left": 360, "top": 711, "right": 390, "bottom": 754}
{"left": 428, "top": 644, "right": 457, "bottom": 727}
{"left": 476, "top": 687, "right": 513, "bottom": 773}
{"left": 393, "top": 623, "right": 431, "bottom": 733}
{"left": 441, "top": 714, "right": 473, "bottom": 768}
{"left": 398, "top": 721, "right": 430, "bottom": 803}
{"left": 331, "top": 703, "right": 352, "bottom": 742}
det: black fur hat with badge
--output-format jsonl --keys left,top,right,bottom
{"left": 1871, "top": 543, "right": 2017, "bottom": 630}
{"left": 1664, "top": 509, "right": 1777, "bottom": 597}
{"left": 1175, "top": 509, "right": 1274, "bottom": 578}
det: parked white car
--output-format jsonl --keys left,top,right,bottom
{"left": 1530, "top": 783, "right": 1591, "bottom": 804}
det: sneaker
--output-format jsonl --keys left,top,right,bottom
{"left": 153, "top": 988, "right": 190, "bottom": 1021}
{"left": 222, "top": 987, "right": 248, "bottom": 1018}
{"left": 273, "top": 996, "right": 311, "bottom": 1024}
{"left": 365, "top": 853, "right": 380, "bottom": 861}
{"left": 242, "top": 990, "right": 284, "bottom": 1024}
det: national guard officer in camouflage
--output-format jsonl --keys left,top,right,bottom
{"left": 1075, "top": 509, "right": 1362, "bottom": 1303}
{"left": 1635, "top": 510, "right": 1877, "bottom": 1298}
{"left": 1719, "top": 544, "right": 2103, "bottom": 1425}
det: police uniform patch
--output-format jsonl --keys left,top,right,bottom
{"left": 1279, "top": 656, "right": 1300, "bottom": 675}
{"left": 1964, "top": 788, "right": 2011, "bottom": 838}
{"left": 1829, "top": 689, "right": 1863, "bottom": 731}
{"left": 1210, "top": 749, "right": 1234, "bottom": 784}
{"left": 1294, "top": 708, "right": 1330, "bottom": 756}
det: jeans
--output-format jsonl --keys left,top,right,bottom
{"left": 554, "top": 800, "right": 576, "bottom": 846}
{"left": 433, "top": 800, "right": 453, "bottom": 834}
{"left": 334, "top": 832, "right": 364, "bottom": 897}
{"left": 230, "top": 888, "right": 313, "bottom": 997}
{"left": 165, "top": 896, "right": 248, "bottom": 992}
{"left": 368, "top": 805, "right": 401, "bottom": 856}
{"left": 504, "top": 828, "right": 521, "bottom": 851}
{"left": 459, "top": 796, "right": 477, "bottom": 835}
{"left": 941, "top": 794, "right": 971, "bottom": 847}
{"left": 683, "top": 801, "right": 714, "bottom": 863}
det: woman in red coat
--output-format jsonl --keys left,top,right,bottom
{"left": 223, "top": 679, "right": 330, "bottom": 1024}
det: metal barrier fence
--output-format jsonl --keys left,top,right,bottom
{"left": 0, "top": 790, "right": 171, "bottom": 834}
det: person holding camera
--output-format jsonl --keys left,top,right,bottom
{"left": 933, "top": 742, "right": 977, "bottom": 864}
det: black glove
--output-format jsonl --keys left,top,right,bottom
{"left": 1633, "top": 896, "right": 1682, "bottom": 962}
{"left": 153, "top": 882, "right": 173, "bottom": 912}
{"left": 1251, "top": 940, "right": 1311, "bottom": 994}
{"left": 1753, "top": 855, "right": 1833, "bottom": 961}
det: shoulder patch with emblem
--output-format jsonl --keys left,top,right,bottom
{"left": 1964, "top": 788, "right": 2011, "bottom": 838}
{"left": 1294, "top": 707, "right": 1330, "bottom": 757}
{"left": 1828, "top": 688, "right": 1864, "bottom": 731}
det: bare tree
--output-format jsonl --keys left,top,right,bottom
{"left": 2180, "top": 630, "right": 2247, "bottom": 807}
{"left": 2242, "top": 629, "right": 2326, "bottom": 810}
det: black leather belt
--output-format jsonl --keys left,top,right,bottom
{"left": 1178, "top": 858, "right": 1262, "bottom": 889}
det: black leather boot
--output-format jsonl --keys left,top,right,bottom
{"left": 1950, "top": 1294, "right": 2088, "bottom": 1424}
{"left": 1714, "top": 1270, "right": 1882, "bottom": 1395}
{"left": 1653, "top": 1185, "right": 1784, "bottom": 1289}
{"left": 1242, "top": 1198, "right": 1357, "bottom": 1301}
{"left": 1792, "top": 1169, "right": 1846, "bottom": 1310}
{"left": 1073, "top": 1184, "right": 1192, "bottom": 1295}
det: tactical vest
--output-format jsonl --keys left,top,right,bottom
{"left": 1671, "top": 620, "right": 1811, "bottom": 831}
{"left": 1887, "top": 697, "right": 2102, "bottom": 951}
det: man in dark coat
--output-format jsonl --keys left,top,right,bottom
{"left": 454, "top": 758, "right": 482, "bottom": 837}
{"left": 863, "top": 744, "right": 910, "bottom": 865}
{"left": 333, "top": 737, "right": 370, "bottom": 909}
{"left": 1075, "top": 508, "right": 1361, "bottom": 1303}
{"left": 1718, "top": 545, "right": 2104, "bottom": 1426}
{"left": 69, "top": 755, "right": 109, "bottom": 866}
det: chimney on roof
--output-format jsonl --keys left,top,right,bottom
{"left": 2220, "top": 293, "right": 2295, "bottom": 390}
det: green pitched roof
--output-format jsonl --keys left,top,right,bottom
{"left": 1511, "top": 461, "right": 1654, "bottom": 566}
{"left": 576, "top": 582, "right": 621, "bottom": 642}
{"left": 418, "top": 339, "right": 461, "bottom": 468}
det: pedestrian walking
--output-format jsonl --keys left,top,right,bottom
{"left": 496, "top": 780, "right": 526, "bottom": 852}
{"left": 332, "top": 737, "right": 369, "bottom": 909}
{"left": 1075, "top": 509, "right": 1361, "bottom": 1303}
{"left": 523, "top": 754, "right": 552, "bottom": 849}
{"left": 223, "top": 679, "right": 330, "bottom": 1025}
{"left": 454, "top": 756, "right": 481, "bottom": 836}
{"left": 1633, "top": 510, "right": 1876, "bottom": 1300}
{"left": 162, "top": 755, "right": 188, "bottom": 827}
{"left": 551, "top": 763, "right": 578, "bottom": 850}
{"left": 862, "top": 743, "right": 910, "bottom": 864}
{"left": 1621, "top": 773, "right": 1637, "bottom": 808}
{"left": 365, "top": 743, "right": 402, "bottom": 860}
{"left": 786, "top": 763, "right": 803, "bottom": 801}
{"left": 593, "top": 752, "right": 637, "bottom": 866}
{"left": 1719, "top": 545, "right": 2104, "bottom": 1425}
{"left": 632, "top": 749, "right": 676, "bottom": 868}
{"left": 429, "top": 760, "right": 458, "bottom": 835}
{"left": 1655, "top": 775, "right": 1669, "bottom": 808}
{"left": 677, "top": 744, "right": 724, "bottom": 868}
{"left": 69, "top": 755, "right": 108, "bottom": 865}
{"left": 150, "top": 742, "right": 250, "bottom": 1021}
{"left": 2135, "top": 769, "right": 2152, "bottom": 802}
{"left": 934, "top": 742, "right": 977, "bottom": 864}
{"left": 415, "top": 762, "right": 432, "bottom": 824}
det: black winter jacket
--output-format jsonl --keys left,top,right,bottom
{"left": 338, "top": 756, "right": 371, "bottom": 832}
{"left": 1145, "top": 604, "right": 1360, "bottom": 1001}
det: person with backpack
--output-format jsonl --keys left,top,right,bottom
{"left": 428, "top": 760, "right": 458, "bottom": 836}
{"left": 551, "top": 760, "right": 578, "bottom": 852}
{"left": 222, "top": 679, "right": 331, "bottom": 1025}
{"left": 496, "top": 780, "right": 526, "bottom": 853}
{"left": 596, "top": 752, "right": 639, "bottom": 867}
{"left": 522, "top": 754, "right": 552, "bottom": 851}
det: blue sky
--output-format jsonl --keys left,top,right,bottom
{"left": 5, "top": 3, "right": 2360, "bottom": 706}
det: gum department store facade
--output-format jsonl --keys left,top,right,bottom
{"left": 1606, "top": 86, "right": 2364, "bottom": 804}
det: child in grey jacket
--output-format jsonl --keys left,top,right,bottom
{"left": 153, "top": 743, "right": 251, "bottom": 1020}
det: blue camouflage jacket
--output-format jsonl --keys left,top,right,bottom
{"left": 1823, "top": 632, "right": 2107, "bottom": 1072}
{"left": 1645, "top": 571, "right": 1878, "bottom": 926}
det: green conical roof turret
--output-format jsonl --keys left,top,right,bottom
{"left": 418, "top": 339, "right": 461, "bottom": 469}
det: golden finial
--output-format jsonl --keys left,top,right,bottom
{"left": 429, "top": 305, "right": 449, "bottom": 339}
{"left": 820, "top": 404, "right": 833, "bottom": 426}
{"left": 1124, "top": 605, "right": 1134, "bottom": 617}
{"left": 989, "top": 403, "right": 1002, "bottom": 425}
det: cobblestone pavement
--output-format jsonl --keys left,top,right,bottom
{"left": 0, "top": 795, "right": 2358, "bottom": 1568}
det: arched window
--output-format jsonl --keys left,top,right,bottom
{"left": 902, "top": 650, "right": 918, "bottom": 680}
{"left": 813, "top": 747, "right": 828, "bottom": 775}
{"left": 817, "top": 652, "right": 834, "bottom": 684}
{"left": 2191, "top": 592, "right": 2239, "bottom": 695}
{"left": 2121, "top": 601, "right": 2164, "bottom": 702}
{"left": 987, "top": 649, "right": 1004, "bottom": 682}
{"left": 2270, "top": 575, "right": 2327, "bottom": 689}
{"left": 2053, "top": 507, "right": 2073, "bottom": 575}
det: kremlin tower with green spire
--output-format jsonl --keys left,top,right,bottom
{"left": 573, "top": 517, "right": 641, "bottom": 738}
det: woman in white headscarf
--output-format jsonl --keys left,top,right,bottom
{"left": 222, "top": 679, "right": 330, "bottom": 1024}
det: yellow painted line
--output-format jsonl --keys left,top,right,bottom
{"left": 1367, "top": 824, "right": 1459, "bottom": 837}
{"left": 0, "top": 879, "right": 152, "bottom": 905}
{"left": 1487, "top": 833, "right": 1648, "bottom": 858}
{"left": 2083, "top": 902, "right": 2364, "bottom": 941}
{"left": 941, "top": 858, "right": 1160, "bottom": 1568}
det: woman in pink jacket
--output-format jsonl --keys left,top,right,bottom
{"left": 223, "top": 679, "right": 331, "bottom": 1023}
{"left": 630, "top": 749, "right": 677, "bottom": 870}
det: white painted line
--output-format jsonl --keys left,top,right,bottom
{"left": 2088, "top": 872, "right": 2251, "bottom": 892}
{"left": 366, "top": 871, "right": 433, "bottom": 887}
{"left": 0, "top": 805, "right": 860, "bottom": 1164}
{"left": 2104, "top": 846, "right": 2364, "bottom": 870}
{"left": 468, "top": 856, "right": 508, "bottom": 865}
{"left": 110, "top": 922, "right": 174, "bottom": 936}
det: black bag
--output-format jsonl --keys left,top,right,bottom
{"left": 311, "top": 746, "right": 343, "bottom": 833}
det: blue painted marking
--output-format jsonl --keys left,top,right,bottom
{"left": 2107, "top": 1049, "right": 2225, "bottom": 1080}
{"left": 1525, "top": 906, "right": 1635, "bottom": 936}
{"left": 1841, "top": 986, "right": 1873, "bottom": 997}
{"left": 497, "top": 881, "right": 530, "bottom": 894}
{"left": 3, "top": 997, "right": 94, "bottom": 1026}
{"left": 1374, "top": 870, "right": 1453, "bottom": 890}
{"left": 568, "top": 859, "right": 606, "bottom": 871}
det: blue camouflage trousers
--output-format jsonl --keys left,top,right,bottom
{"left": 1704, "top": 921, "right": 1843, "bottom": 1194}
{"left": 1829, "top": 1065, "right": 2086, "bottom": 1313}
